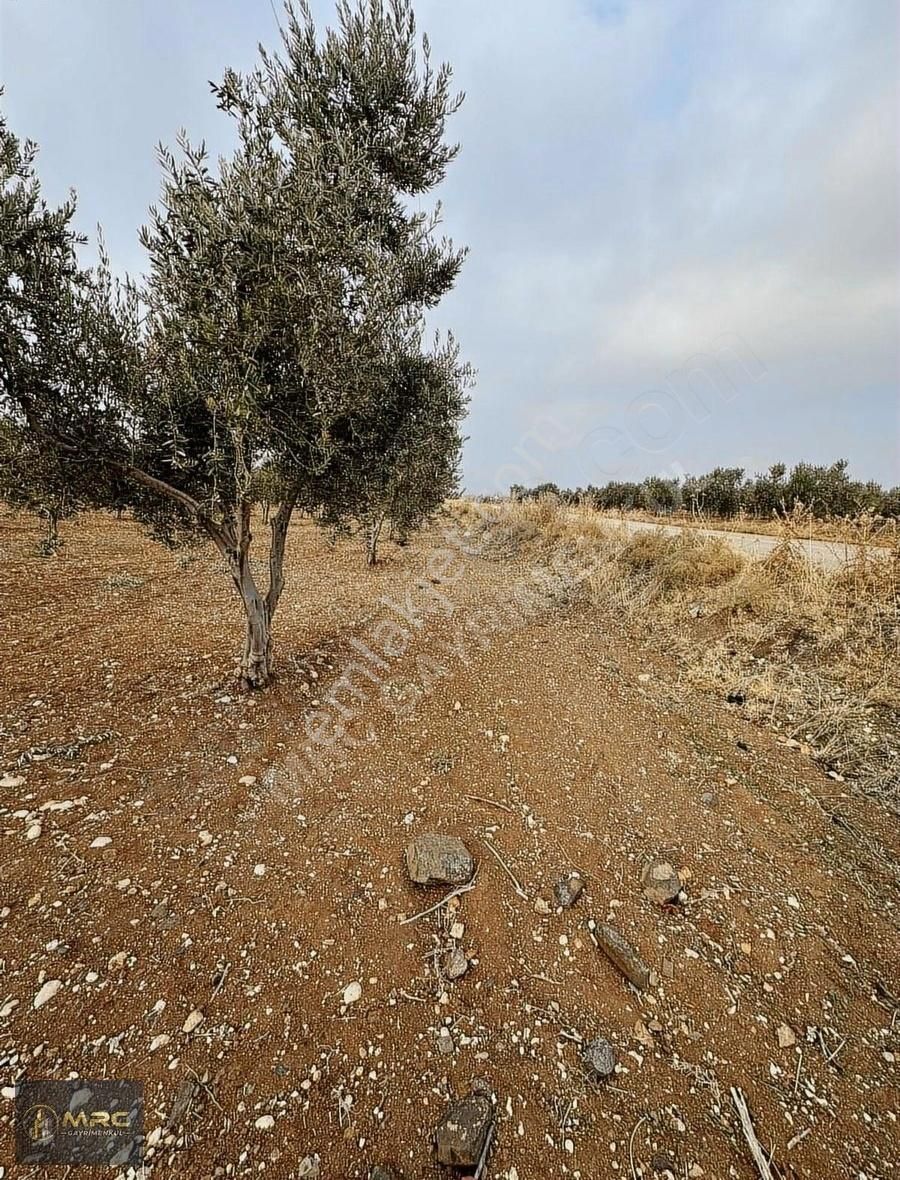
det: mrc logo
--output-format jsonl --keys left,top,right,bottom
{"left": 16, "top": 1079, "right": 143, "bottom": 1165}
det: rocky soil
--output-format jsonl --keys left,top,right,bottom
{"left": 0, "top": 510, "right": 897, "bottom": 1179}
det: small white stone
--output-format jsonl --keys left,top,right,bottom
{"left": 777, "top": 1023, "right": 797, "bottom": 1048}
{"left": 182, "top": 1009, "right": 204, "bottom": 1034}
{"left": 198, "top": 831, "right": 213, "bottom": 846}
{"left": 33, "top": 979, "right": 62, "bottom": 1009}
{"left": 255, "top": 1114, "right": 275, "bottom": 1131}
{"left": 90, "top": 836, "right": 112, "bottom": 849}
{"left": 149, "top": 1034, "right": 171, "bottom": 1052}
{"left": 254, "top": 863, "right": 266, "bottom": 877}
{"left": 342, "top": 981, "right": 362, "bottom": 1005}
{"left": 25, "top": 823, "right": 42, "bottom": 841}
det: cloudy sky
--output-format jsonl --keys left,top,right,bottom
{"left": 3, "top": 0, "right": 898, "bottom": 491}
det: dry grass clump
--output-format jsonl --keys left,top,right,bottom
{"left": 457, "top": 497, "right": 900, "bottom": 803}
{"left": 616, "top": 529, "right": 745, "bottom": 590}
{"left": 664, "top": 550, "right": 897, "bottom": 801}
{"left": 454, "top": 496, "right": 612, "bottom": 562}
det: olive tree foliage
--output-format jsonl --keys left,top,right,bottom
{"left": 344, "top": 344, "right": 467, "bottom": 566}
{"left": 1, "top": 1, "right": 469, "bottom": 689}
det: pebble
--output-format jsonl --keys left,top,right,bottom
{"left": 582, "top": 1036, "right": 616, "bottom": 1078}
{"left": 255, "top": 1115, "right": 275, "bottom": 1131}
{"left": 90, "top": 836, "right": 112, "bottom": 849}
{"left": 25, "top": 823, "right": 42, "bottom": 841}
{"left": 33, "top": 979, "right": 62, "bottom": 1009}
{"left": 182, "top": 1009, "right": 204, "bottom": 1034}
{"left": 591, "top": 922, "right": 651, "bottom": 990}
{"left": 405, "top": 833, "right": 474, "bottom": 886}
{"left": 777, "top": 1023, "right": 797, "bottom": 1048}
{"left": 342, "top": 981, "right": 362, "bottom": 1005}
{"left": 443, "top": 948, "right": 469, "bottom": 981}
{"left": 641, "top": 859, "right": 681, "bottom": 904}
{"left": 434, "top": 1093, "right": 494, "bottom": 1167}
{"left": 554, "top": 874, "right": 584, "bottom": 908}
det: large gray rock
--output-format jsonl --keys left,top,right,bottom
{"left": 592, "top": 922, "right": 651, "bottom": 991}
{"left": 405, "top": 834, "right": 474, "bottom": 886}
{"left": 434, "top": 1094, "right": 493, "bottom": 1167}
{"left": 582, "top": 1036, "right": 616, "bottom": 1078}
{"left": 641, "top": 859, "right": 681, "bottom": 904}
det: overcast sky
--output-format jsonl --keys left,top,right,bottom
{"left": 2, "top": 0, "right": 898, "bottom": 490}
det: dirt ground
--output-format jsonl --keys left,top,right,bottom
{"left": 1, "top": 510, "right": 898, "bottom": 1180}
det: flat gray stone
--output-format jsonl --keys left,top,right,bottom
{"left": 593, "top": 921, "right": 651, "bottom": 990}
{"left": 405, "top": 834, "right": 474, "bottom": 886}
{"left": 434, "top": 1094, "right": 493, "bottom": 1167}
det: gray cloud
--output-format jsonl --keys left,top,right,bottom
{"left": 3, "top": 0, "right": 897, "bottom": 488}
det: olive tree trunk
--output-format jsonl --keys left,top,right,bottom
{"left": 365, "top": 513, "right": 385, "bottom": 567}
{"left": 211, "top": 496, "right": 296, "bottom": 691}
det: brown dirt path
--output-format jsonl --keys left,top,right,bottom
{"left": 0, "top": 511, "right": 897, "bottom": 1179}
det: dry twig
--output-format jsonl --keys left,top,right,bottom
{"left": 464, "top": 793, "right": 514, "bottom": 813}
{"left": 730, "top": 1087, "right": 775, "bottom": 1180}
{"left": 398, "top": 875, "right": 478, "bottom": 925}
{"left": 481, "top": 839, "right": 528, "bottom": 900}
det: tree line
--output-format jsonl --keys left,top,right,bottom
{"left": 0, "top": 0, "right": 469, "bottom": 688}
{"left": 511, "top": 460, "right": 900, "bottom": 520}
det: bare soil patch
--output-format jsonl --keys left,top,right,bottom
{"left": 1, "top": 510, "right": 898, "bottom": 1179}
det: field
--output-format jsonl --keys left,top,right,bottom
{"left": 1, "top": 505, "right": 898, "bottom": 1180}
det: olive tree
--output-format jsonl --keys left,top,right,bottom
{"left": 0, "top": 107, "right": 76, "bottom": 551}
{"left": 348, "top": 343, "right": 468, "bottom": 565}
{"left": 1, "top": 1, "right": 468, "bottom": 689}
{"left": 0, "top": 418, "right": 77, "bottom": 551}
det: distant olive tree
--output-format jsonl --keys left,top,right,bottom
{"left": 0, "top": 418, "right": 77, "bottom": 551}
{"left": 640, "top": 475, "right": 681, "bottom": 514}
{"left": 352, "top": 347, "right": 468, "bottom": 565}
{"left": 515, "top": 459, "right": 898, "bottom": 522}
{"left": 0, "top": 1, "right": 468, "bottom": 689}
